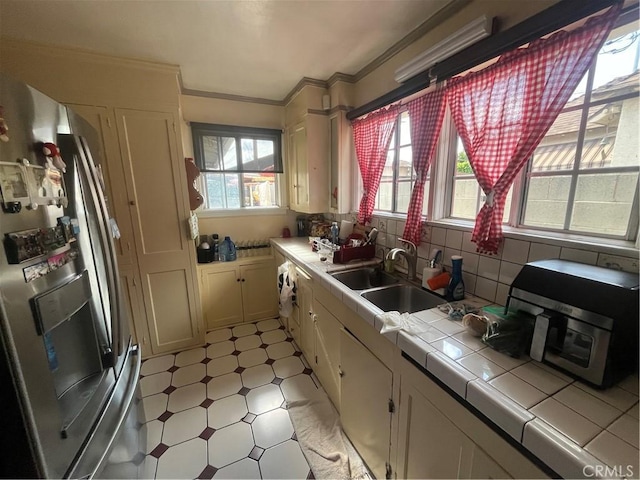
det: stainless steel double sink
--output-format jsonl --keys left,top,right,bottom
{"left": 330, "top": 266, "right": 445, "bottom": 313}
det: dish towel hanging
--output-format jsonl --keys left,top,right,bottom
{"left": 277, "top": 261, "right": 297, "bottom": 317}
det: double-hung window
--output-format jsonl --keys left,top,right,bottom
{"left": 447, "top": 18, "right": 639, "bottom": 241}
{"left": 374, "top": 111, "right": 431, "bottom": 214}
{"left": 191, "top": 123, "right": 283, "bottom": 210}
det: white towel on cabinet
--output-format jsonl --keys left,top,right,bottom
{"left": 277, "top": 261, "right": 297, "bottom": 317}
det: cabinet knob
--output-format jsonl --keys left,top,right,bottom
{"left": 237, "top": 278, "right": 241, "bottom": 282}
{"left": 241, "top": 278, "right": 245, "bottom": 282}
{"left": 339, "top": 368, "right": 344, "bottom": 377}
{"left": 308, "top": 311, "right": 313, "bottom": 316}
{"left": 129, "top": 200, "right": 136, "bottom": 206}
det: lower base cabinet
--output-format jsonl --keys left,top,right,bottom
{"left": 396, "top": 356, "right": 546, "bottom": 480}
{"left": 397, "top": 379, "right": 473, "bottom": 479}
{"left": 311, "top": 299, "right": 341, "bottom": 409}
{"left": 199, "top": 258, "right": 279, "bottom": 330}
{"left": 340, "top": 328, "right": 393, "bottom": 480}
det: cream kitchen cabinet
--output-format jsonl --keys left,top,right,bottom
{"left": 311, "top": 299, "right": 342, "bottom": 409}
{"left": 114, "top": 108, "right": 203, "bottom": 355}
{"left": 200, "top": 258, "right": 279, "bottom": 330}
{"left": 329, "top": 110, "right": 354, "bottom": 214}
{"left": 395, "top": 356, "right": 546, "bottom": 480}
{"left": 340, "top": 328, "right": 393, "bottom": 480}
{"left": 289, "top": 266, "right": 312, "bottom": 349}
{"left": 396, "top": 375, "right": 472, "bottom": 479}
{"left": 287, "top": 114, "right": 329, "bottom": 214}
{"left": 69, "top": 104, "right": 202, "bottom": 356}
{"left": 118, "top": 265, "right": 151, "bottom": 358}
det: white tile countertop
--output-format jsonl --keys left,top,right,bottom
{"left": 271, "top": 237, "right": 640, "bottom": 479}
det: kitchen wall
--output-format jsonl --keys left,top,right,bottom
{"left": 179, "top": 93, "right": 298, "bottom": 243}
{"left": 352, "top": 0, "right": 558, "bottom": 107}
{"left": 329, "top": 212, "right": 639, "bottom": 306}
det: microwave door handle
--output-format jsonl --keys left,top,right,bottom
{"left": 72, "top": 135, "right": 121, "bottom": 359}
{"left": 530, "top": 313, "right": 551, "bottom": 362}
{"left": 78, "top": 136, "right": 123, "bottom": 359}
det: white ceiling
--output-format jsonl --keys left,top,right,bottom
{"left": 0, "top": 0, "right": 456, "bottom": 101}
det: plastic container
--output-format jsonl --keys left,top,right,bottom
{"left": 219, "top": 236, "right": 237, "bottom": 262}
{"left": 330, "top": 222, "right": 339, "bottom": 245}
{"left": 422, "top": 265, "right": 443, "bottom": 289}
{"left": 447, "top": 255, "right": 465, "bottom": 301}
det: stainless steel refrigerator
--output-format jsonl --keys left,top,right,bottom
{"left": 0, "top": 74, "right": 146, "bottom": 478}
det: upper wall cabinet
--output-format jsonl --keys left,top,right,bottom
{"left": 329, "top": 110, "right": 353, "bottom": 214}
{"left": 287, "top": 113, "right": 329, "bottom": 214}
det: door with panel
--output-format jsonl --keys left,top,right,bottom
{"left": 340, "top": 328, "right": 393, "bottom": 480}
{"left": 297, "top": 270, "right": 314, "bottom": 361}
{"left": 312, "top": 299, "right": 341, "bottom": 409}
{"left": 119, "top": 265, "right": 151, "bottom": 358}
{"left": 240, "top": 262, "right": 278, "bottom": 322}
{"left": 396, "top": 379, "right": 471, "bottom": 479}
{"left": 201, "top": 267, "right": 244, "bottom": 329}
{"left": 115, "top": 108, "right": 202, "bottom": 354}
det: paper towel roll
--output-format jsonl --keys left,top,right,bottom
{"left": 339, "top": 220, "right": 353, "bottom": 240}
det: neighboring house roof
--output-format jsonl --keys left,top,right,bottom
{"left": 533, "top": 69, "right": 638, "bottom": 171}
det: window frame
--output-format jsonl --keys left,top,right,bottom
{"left": 373, "top": 109, "right": 433, "bottom": 217}
{"left": 442, "top": 15, "right": 640, "bottom": 243}
{"left": 191, "top": 122, "right": 284, "bottom": 211}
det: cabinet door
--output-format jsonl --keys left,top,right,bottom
{"left": 115, "top": 108, "right": 202, "bottom": 353}
{"left": 298, "top": 273, "right": 314, "bottom": 361}
{"left": 329, "top": 111, "right": 353, "bottom": 214}
{"left": 396, "top": 381, "right": 469, "bottom": 479}
{"left": 340, "top": 328, "right": 392, "bottom": 480}
{"left": 240, "top": 262, "right": 278, "bottom": 322}
{"left": 67, "top": 104, "right": 136, "bottom": 267}
{"left": 313, "top": 300, "right": 341, "bottom": 409}
{"left": 289, "top": 123, "right": 308, "bottom": 210}
{"left": 201, "top": 267, "right": 243, "bottom": 329}
{"left": 119, "top": 266, "right": 151, "bottom": 358}
{"left": 469, "top": 445, "right": 512, "bottom": 479}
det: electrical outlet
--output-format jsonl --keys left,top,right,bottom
{"left": 378, "top": 220, "right": 387, "bottom": 233}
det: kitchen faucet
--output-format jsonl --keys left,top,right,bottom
{"left": 386, "top": 238, "right": 418, "bottom": 280}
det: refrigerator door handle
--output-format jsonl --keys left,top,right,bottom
{"left": 66, "top": 134, "right": 121, "bottom": 359}
{"left": 78, "top": 136, "right": 124, "bottom": 359}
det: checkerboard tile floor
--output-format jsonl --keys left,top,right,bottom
{"left": 139, "top": 318, "right": 318, "bottom": 479}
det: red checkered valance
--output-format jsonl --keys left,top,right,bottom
{"left": 446, "top": 3, "right": 621, "bottom": 254}
{"left": 353, "top": 104, "right": 401, "bottom": 225}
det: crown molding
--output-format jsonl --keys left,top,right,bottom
{"left": 327, "top": 72, "right": 357, "bottom": 86}
{"left": 282, "top": 77, "right": 329, "bottom": 106}
{"left": 0, "top": 36, "right": 180, "bottom": 73}
{"left": 353, "top": 0, "right": 472, "bottom": 82}
{"left": 181, "top": 87, "right": 284, "bottom": 106}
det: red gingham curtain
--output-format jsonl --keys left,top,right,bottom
{"left": 446, "top": 4, "right": 621, "bottom": 254}
{"left": 353, "top": 105, "right": 401, "bottom": 224}
{"left": 402, "top": 87, "right": 447, "bottom": 245}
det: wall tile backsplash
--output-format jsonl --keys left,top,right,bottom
{"left": 326, "top": 213, "right": 639, "bottom": 307}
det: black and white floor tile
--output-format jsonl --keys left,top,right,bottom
{"left": 139, "top": 318, "right": 318, "bottom": 479}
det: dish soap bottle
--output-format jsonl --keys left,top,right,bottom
{"left": 447, "top": 255, "right": 465, "bottom": 301}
